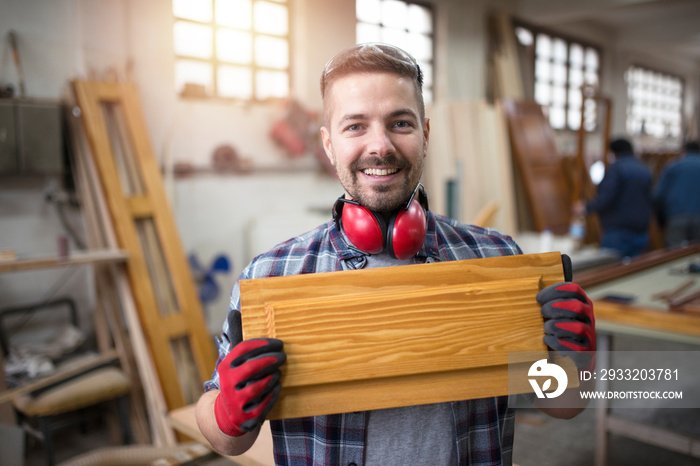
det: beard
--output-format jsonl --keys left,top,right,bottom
{"left": 340, "top": 154, "right": 422, "bottom": 213}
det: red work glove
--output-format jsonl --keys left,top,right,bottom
{"left": 537, "top": 282, "right": 596, "bottom": 371}
{"left": 214, "top": 338, "right": 286, "bottom": 437}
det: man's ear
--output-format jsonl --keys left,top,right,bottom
{"left": 320, "top": 126, "right": 335, "bottom": 166}
{"left": 422, "top": 118, "right": 430, "bottom": 155}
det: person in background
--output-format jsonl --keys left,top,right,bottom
{"left": 653, "top": 140, "right": 700, "bottom": 247}
{"left": 574, "top": 137, "right": 653, "bottom": 259}
{"left": 196, "top": 43, "right": 596, "bottom": 465}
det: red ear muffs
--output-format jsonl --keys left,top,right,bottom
{"left": 339, "top": 202, "right": 386, "bottom": 255}
{"left": 333, "top": 185, "right": 428, "bottom": 259}
{"left": 388, "top": 198, "right": 428, "bottom": 260}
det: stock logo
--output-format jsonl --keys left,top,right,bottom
{"left": 528, "top": 359, "right": 568, "bottom": 398}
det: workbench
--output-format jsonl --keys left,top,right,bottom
{"left": 574, "top": 244, "right": 700, "bottom": 465}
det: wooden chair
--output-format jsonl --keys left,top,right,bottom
{"left": 0, "top": 298, "right": 132, "bottom": 466}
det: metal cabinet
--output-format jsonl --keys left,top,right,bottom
{"left": 0, "top": 99, "right": 63, "bottom": 175}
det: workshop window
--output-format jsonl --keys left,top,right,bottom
{"left": 625, "top": 65, "right": 683, "bottom": 140}
{"left": 356, "top": 0, "right": 434, "bottom": 103}
{"left": 173, "top": 0, "right": 290, "bottom": 101}
{"left": 515, "top": 24, "right": 601, "bottom": 131}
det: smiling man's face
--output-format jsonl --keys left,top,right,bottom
{"left": 321, "top": 71, "right": 429, "bottom": 213}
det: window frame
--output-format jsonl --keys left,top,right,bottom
{"left": 513, "top": 20, "right": 603, "bottom": 132}
{"left": 172, "top": 0, "right": 292, "bottom": 102}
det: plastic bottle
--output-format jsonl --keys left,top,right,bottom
{"left": 569, "top": 216, "right": 586, "bottom": 250}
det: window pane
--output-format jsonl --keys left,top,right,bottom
{"left": 357, "top": 22, "right": 382, "bottom": 43}
{"left": 569, "top": 67, "right": 583, "bottom": 88}
{"left": 568, "top": 109, "right": 580, "bottom": 130}
{"left": 256, "top": 70, "right": 288, "bottom": 99}
{"left": 357, "top": 0, "right": 381, "bottom": 24}
{"left": 552, "top": 63, "right": 567, "bottom": 85}
{"left": 550, "top": 107, "right": 565, "bottom": 129}
{"left": 419, "top": 61, "right": 433, "bottom": 88}
{"left": 568, "top": 87, "right": 582, "bottom": 108}
{"left": 584, "top": 100, "right": 597, "bottom": 131}
{"left": 535, "top": 82, "right": 550, "bottom": 104}
{"left": 174, "top": 21, "right": 213, "bottom": 58}
{"left": 218, "top": 65, "right": 252, "bottom": 99}
{"left": 217, "top": 29, "right": 252, "bottom": 64}
{"left": 173, "top": 0, "right": 212, "bottom": 22}
{"left": 535, "top": 59, "right": 551, "bottom": 81}
{"left": 584, "top": 70, "right": 598, "bottom": 86}
{"left": 255, "top": 1, "right": 288, "bottom": 35}
{"left": 175, "top": 59, "right": 212, "bottom": 94}
{"left": 381, "top": 27, "right": 408, "bottom": 45}
{"left": 407, "top": 4, "right": 432, "bottom": 34}
{"left": 216, "top": 0, "right": 251, "bottom": 29}
{"left": 255, "top": 36, "right": 288, "bottom": 69}
{"left": 552, "top": 85, "right": 566, "bottom": 106}
{"left": 515, "top": 27, "right": 533, "bottom": 47}
{"left": 552, "top": 38, "right": 567, "bottom": 63}
{"left": 569, "top": 44, "right": 583, "bottom": 66}
{"left": 381, "top": 0, "right": 408, "bottom": 29}
{"left": 407, "top": 33, "right": 432, "bottom": 62}
{"left": 536, "top": 34, "right": 551, "bottom": 57}
{"left": 585, "top": 48, "right": 599, "bottom": 70}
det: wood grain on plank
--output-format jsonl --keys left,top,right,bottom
{"left": 240, "top": 252, "right": 565, "bottom": 419}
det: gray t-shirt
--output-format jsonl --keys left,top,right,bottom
{"left": 363, "top": 252, "right": 458, "bottom": 465}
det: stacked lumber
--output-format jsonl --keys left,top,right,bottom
{"left": 68, "top": 98, "right": 174, "bottom": 445}
{"left": 69, "top": 80, "right": 218, "bottom": 444}
{"left": 424, "top": 100, "right": 518, "bottom": 235}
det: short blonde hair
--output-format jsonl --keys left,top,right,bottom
{"left": 320, "top": 43, "right": 425, "bottom": 124}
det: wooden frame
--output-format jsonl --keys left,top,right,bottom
{"left": 72, "top": 81, "right": 216, "bottom": 412}
{"left": 241, "top": 252, "right": 568, "bottom": 419}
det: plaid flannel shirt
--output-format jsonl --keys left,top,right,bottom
{"left": 205, "top": 211, "right": 522, "bottom": 465}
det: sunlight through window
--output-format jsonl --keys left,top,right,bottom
{"left": 625, "top": 65, "right": 683, "bottom": 141}
{"left": 516, "top": 23, "right": 601, "bottom": 131}
{"left": 356, "top": 0, "right": 434, "bottom": 104}
{"left": 173, "top": 0, "right": 289, "bottom": 100}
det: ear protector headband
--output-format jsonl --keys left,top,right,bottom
{"left": 332, "top": 184, "right": 429, "bottom": 260}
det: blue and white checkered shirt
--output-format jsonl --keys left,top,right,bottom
{"left": 205, "top": 211, "right": 522, "bottom": 465}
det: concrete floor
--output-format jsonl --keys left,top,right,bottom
{"left": 513, "top": 405, "right": 700, "bottom": 466}
{"left": 18, "top": 405, "right": 698, "bottom": 466}
{"left": 19, "top": 334, "right": 700, "bottom": 466}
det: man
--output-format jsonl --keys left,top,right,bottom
{"left": 653, "top": 140, "right": 700, "bottom": 247}
{"left": 196, "top": 43, "right": 595, "bottom": 465}
{"left": 574, "top": 138, "right": 653, "bottom": 259}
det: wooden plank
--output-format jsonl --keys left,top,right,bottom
{"left": 254, "top": 277, "right": 543, "bottom": 387}
{"left": 594, "top": 301, "right": 700, "bottom": 338}
{"left": 575, "top": 244, "right": 700, "bottom": 288}
{"left": 241, "top": 252, "right": 565, "bottom": 419}
{"left": 0, "top": 350, "right": 118, "bottom": 404}
{"left": 0, "top": 249, "right": 128, "bottom": 273}
{"left": 477, "top": 101, "right": 518, "bottom": 234}
{"left": 503, "top": 99, "right": 572, "bottom": 234}
{"left": 422, "top": 101, "right": 455, "bottom": 217}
